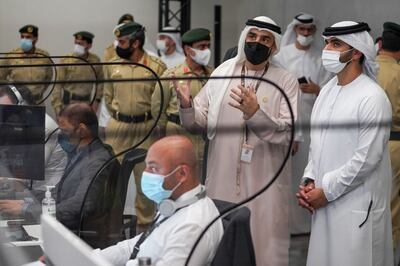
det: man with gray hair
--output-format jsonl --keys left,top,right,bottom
{"left": 297, "top": 21, "right": 393, "bottom": 265}
{"left": 177, "top": 16, "right": 299, "bottom": 266}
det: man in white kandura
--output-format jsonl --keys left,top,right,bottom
{"left": 156, "top": 26, "right": 186, "bottom": 69}
{"left": 297, "top": 21, "right": 393, "bottom": 266}
{"left": 177, "top": 16, "right": 299, "bottom": 266}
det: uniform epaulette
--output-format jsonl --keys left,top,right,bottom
{"left": 148, "top": 54, "right": 167, "bottom": 69}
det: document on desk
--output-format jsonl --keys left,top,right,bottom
{"left": 23, "top": 225, "right": 41, "bottom": 241}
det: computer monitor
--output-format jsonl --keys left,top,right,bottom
{"left": 0, "top": 104, "right": 45, "bottom": 181}
{"left": 41, "top": 214, "right": 113, "bottom": 266}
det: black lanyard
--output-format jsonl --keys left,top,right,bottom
{"left": 130, "top": 213, "right": 168, "bottom": 260}
{"left": 240, "top": 64, "right": 269, "bottom": 142}
{"left": 240, "top": 63, "right": 268, "bottom": 93}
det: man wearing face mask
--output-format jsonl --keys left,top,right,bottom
{"left": 104, "top": 22, "right": 166, "bottom": 228}
{"left": 156, "top": 26, "right": 186, "bottom": 69}
{"left": 51, "top": 31, "right": 104, "bottom": 115}
{"left": 177, "top": 16, "right": 299, "bottom": 266}
{"left": 96, "top": 135, "right": 223, "bottom": 266}
{"left": 296, "top": 21, "right": 393, "bottom": 266}
{"left": 104, "top": 14, "right": 135, "bottom": 62}
{"left": 273, "top": 13, "right": 331, "bottom": 262}
{"left": 151, "top": 28, "right": 213, "bottom": 179}
{"left": 0, "top": 25, "right": 53, "bottom": 104}
{"left": 0, "top": 103, "right": 117, "bottom": 232}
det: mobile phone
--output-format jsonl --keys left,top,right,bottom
{"left": 298, "top": 77, "right": 308, "bottom": 84}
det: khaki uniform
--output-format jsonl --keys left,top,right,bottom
{"left": 104, "top": 52, "right": 166, "bottom": 225}
{"left": 103, "top": 43, "right": 116, "bottom": 62}
{"left": 51, "top": 52, "right": 104, "bottom": 115}
{"left": 377, "top": 54, "right": 400, "bottom": 248}
{"left": 0, "top": 47, "right": 53, "bottom": 102}
{"left": 151, "top": 61, "right": 212, "bottom": 178}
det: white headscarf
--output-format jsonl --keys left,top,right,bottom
{"left": 205, "top": 16, "right": 282, "bottom": 139}
{"left": 280, "top": 13, "right": 316, "bottom": 48}
{"left": 322, "top": 21, "right": 379, "bottom": 81}
{"left": 157, "top": 26, "right": 184, "bottom": 55}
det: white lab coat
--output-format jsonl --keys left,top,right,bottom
{"left": 304, "top": 74, "right": 393, "bottom": 266}
{"left": 274, "top": 43, "right": 332, "bottom": 234}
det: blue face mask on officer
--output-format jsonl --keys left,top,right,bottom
{"left": 20, "top": 38, "right": 33, "bottom": 52}
{"left": 141, "top": 166, "right": 183, "bottom": 204}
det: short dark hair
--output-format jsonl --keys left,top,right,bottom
{"left": 0, "top": 85, "right": 34, "bottom": 105}
{"left": 59, "top": 103, "right": 98, "bottom": 137}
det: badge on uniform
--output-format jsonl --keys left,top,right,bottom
{"left": 241, "top": 143, "right": 254, "bottom": 163}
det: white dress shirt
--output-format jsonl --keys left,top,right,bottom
{"left": 97, "top": 184, "right": 223, "bottom": 266}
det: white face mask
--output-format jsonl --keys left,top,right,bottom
{"left": 73, "top": 44, "right": 85, "bottom": 56}
{"left": 156, "top": 39, "right": 168, "bottom": 53}
{"left": 190, "top": 48, "right": 211, "bottom": 66}
{"left": 297, "top": 35, "right": 314, "bottom": 46}
{"left": 321, "top": 49, "right": 353, "bottom": 73}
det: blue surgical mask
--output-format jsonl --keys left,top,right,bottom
{"left": 141, "top": 166, "right": 182, "bottom": 204}
{"left": 20, "top": 38, "right": 33, "bottom": 52}
{"left": 57, "top": 132, "right": 78, "bottom": 154}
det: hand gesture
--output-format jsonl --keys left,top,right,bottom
{"left": 173, "top": 76, "right": 192, "bottom": 108}
{"left": 228, "top": 84, "right": 260, "bottom": 120}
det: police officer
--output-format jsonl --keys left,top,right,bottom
{"left": 104, "top": 21, "right": 166, "bottom": 227}
{"left": 0, "top": 25, "right": 53, "bottom": 104}
{"left": 51, "top": 31, "right": 104, "bottom": 115}
{"left": 151, "top": 28, "right": 212, "bottom": 179}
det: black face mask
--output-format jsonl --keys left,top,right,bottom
{"left": 244, "top": 42, "right": 271, "bottom": 65}
{"left": 116, "top": 46, "right": 133, "bottom": 60}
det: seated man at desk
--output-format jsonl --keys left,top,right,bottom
{"left": 0, "top": 103, "right": 117, "bottom": 231}
{"left": 97, "top": 135, "right": 223, "bottom": 266}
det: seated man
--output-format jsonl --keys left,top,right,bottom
{"left": 97, "top": 135, "right": 223, "bottom": 266}
{"left": 0, "top": 103, "right": 117, "bottom": 232}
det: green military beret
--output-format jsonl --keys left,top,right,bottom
{"left": 118, "top": 13, "right": 135, "bottom": 25}
{"left": 114, "top": 21, "right": 143, "bottom": 38}
{"left": 182, "top": 28, "right": 211, "bottom": 44}
{"left": 382, "top": 22, "right": 400, "bottom": 51}
{"left": 74, "top": 31, "right": 95, "bottom": 43}
{"left": 383, "top": 22, "right": 400, "bottom": 36}
{"left": 19, "top": 24, "right": 38, "bottom": 37}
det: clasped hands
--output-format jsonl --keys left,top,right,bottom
{"left": 228, "top": 84, "right": 260, "bottom": 120}
{"left": 296, "top": 180, "right": 328, "bottom": 213}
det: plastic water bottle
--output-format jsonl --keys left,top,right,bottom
{"left": 138, "top": 257, "right": 152, "bottom": 266}
{"left": 42, "top": 186, "right": 56, "bottom": 217}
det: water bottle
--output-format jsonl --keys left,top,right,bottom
{"left": 42, "top": 186, "right": 56, "bottom": 217}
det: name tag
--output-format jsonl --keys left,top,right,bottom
{"left": 241, "top": 143, "right": 254, "bottom": 163}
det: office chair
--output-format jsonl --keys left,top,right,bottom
{"left": 211, "top": 199, "right": 256, "bottom": 266}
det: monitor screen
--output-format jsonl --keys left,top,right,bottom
{"left": 41, "top": 214, "right": 113, "bottom": 266}
{"left": 0, "top": 104, "right": 45, "bottom": 181}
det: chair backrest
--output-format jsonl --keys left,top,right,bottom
{"left": 79, "top": 154, "right": 121, "bottom": 249}
{"left": 211, "top": 199, "right": 256, "bottom": 266}
{"left": 118, "top": 148, "right": 147, "bottom": 209}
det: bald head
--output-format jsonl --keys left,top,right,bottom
{"left": 148, "top": 135, "right": 198, "bottom": 176}
{"left": 145, "top": 135, "right": 199, "bottom": 199}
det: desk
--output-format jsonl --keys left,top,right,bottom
{"left": 0, "top": 219, "right": 43, "bottom": 265}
